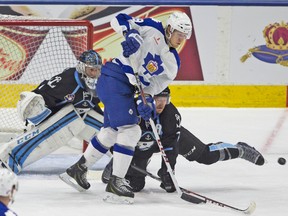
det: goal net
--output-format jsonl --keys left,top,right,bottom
{"left": 0, "top": 15, "right": 94, "bottom": 140}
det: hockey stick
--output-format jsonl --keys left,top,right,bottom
{"left": 130, "top": 164, "right": 256, "bottom": 215}
{"left": 130, "top": 55, "right": 255, "bottom": 214}
{"left": 130, "top": 56, "right": 182, "bottom": 196}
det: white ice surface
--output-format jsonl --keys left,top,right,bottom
{"left": 9, "top": 108, "right": 288, "bottom": 216}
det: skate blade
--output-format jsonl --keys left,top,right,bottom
{"left": 103, "top": 192, "right": 134, "bottom": 204}
{"left": 59, "top": 172, "right": 87, "bottom": 192}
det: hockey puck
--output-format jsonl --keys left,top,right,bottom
{"left": 278, "top": 157, "right": 286, "bottom": 165}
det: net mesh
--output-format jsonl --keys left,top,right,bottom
{"left": 0, "top": 15, "right": 93, "bottom": 132}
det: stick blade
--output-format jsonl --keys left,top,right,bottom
{"left": 59, "top": 172, "right": 87, "bottom": 192}
{"left": 243, "top": 201, "right": 256, "bottom": 215}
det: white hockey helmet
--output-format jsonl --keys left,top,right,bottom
{"left": 0, "top": 169, "right": 18, "bottom": 203}
{"left": 76, "top": 49, "right": 102, "bottom": 90}
{"left": 166, "top": 12, "right": 192, "bottom": 39}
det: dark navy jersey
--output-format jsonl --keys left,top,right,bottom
{"left": 33, "top": 68, "right": 103, "bottom": 115}
{"left": 137, "top": 102, "right": 181, "bottom": 152}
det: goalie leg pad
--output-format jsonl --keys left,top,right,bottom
{"left": 77, "top": 109, "right": 104, "bottom": 141}
{"left": 3, "top": 105, "right": 86, "bottom": 173}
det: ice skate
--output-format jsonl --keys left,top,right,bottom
{"left": 103, "top": 175, "right": 134, "bottom": 204}
{"left": 236, "top": 142, "right": 265, "bottom": 165}
{"left": 101, "top": 158, "right": 113, "bottom": 184}
{"left": 59, "top": 156, "right": 90, "bottom": 192}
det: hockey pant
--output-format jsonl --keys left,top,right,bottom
{"left": 178, "top": 127, "right": 240, "bottom": 164}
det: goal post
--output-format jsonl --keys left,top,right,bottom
{"left": 0, "top": 15, "right": 94, "bottom": 139}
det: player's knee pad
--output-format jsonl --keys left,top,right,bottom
{"left": 126, "top": 175, "right": 146, "bottom": 192}
{"left": 17, "top": 91, "right": 51, "bottom": 125}
{"left": 96, "top": 127, "right": 118, "bottom": 149}
{"left": 116, "top": 124, "right": 141, "bottom": 148}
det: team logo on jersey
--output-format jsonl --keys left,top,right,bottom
{"left": 155, "top": 123, "right": 163, "bottom": 136}
{"left": 144, "top": 133, "right": 152, "bottom": 141}
{"left": 82, "top": 101, "right": 89, "bottom": 107}
{"left": 137, "top": 131, "right": 155, "bottom": 151}
{"left": 143, "top": 53, "right": 164, "bottom": 75}
{"left": 83, "top": 91, "right": 91, "bottom": 99}
{"left": 47, "top": 76, "right": 62, "bottom": 88}
{"left": 64, "top": 94, "right": 75, "bottom": 102}
{"left": 175, "top": 114, "right": 181, "bottom": 128}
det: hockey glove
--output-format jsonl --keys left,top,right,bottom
{"left": 158, "top": 171, "right": 176, "bottom": 193}
{"left": 136, "top": 95, "right": 156, "bottom": 121}
{"left": 121, "top": 29, "right": 143, "bottom": 58}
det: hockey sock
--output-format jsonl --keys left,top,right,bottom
{"left": 112, "top": 143, "right": 134, "bottom": 178}
{"left": 83, "top": 136, "right": 109, "bottom": 168}
{"left": 196, "top": 142, "right": 240, "bottom": 165}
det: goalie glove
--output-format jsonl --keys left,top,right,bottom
{"left": 158, "top": 170, "right": 176, "bottom": 193}
{"left": 136, "top": 95, "right": 156, "bottom": 121}
{"left": 17, "top": 91, "right": 51, "bottom": 125}
{"left": 121, "top": 29, "right": 143, "bottom": 58}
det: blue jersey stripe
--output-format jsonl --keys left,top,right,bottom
{"left": 114, "top": 143, "right": 134, "bottom": 156}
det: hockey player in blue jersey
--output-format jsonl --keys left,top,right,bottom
{"left": 60, "top": 11, "right": 192, "bottom": 203}
{"left": 0, "top": 169, "right": 18, "bottom": 216}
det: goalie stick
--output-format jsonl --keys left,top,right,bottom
{"left": 130, "top": 164, "right": 256, "bottom": 215}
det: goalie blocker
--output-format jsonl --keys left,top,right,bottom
{"left": 0, "top": 104, "right": 103, "bottom": 174}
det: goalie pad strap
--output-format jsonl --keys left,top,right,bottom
{"left": 27, "top": 107, "right": 52, "bottom": 125}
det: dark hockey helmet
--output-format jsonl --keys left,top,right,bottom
{"left": 154, "top": 87, "right": 171, "bottom": 104}
{"left": 76, "top": 50, "right": 102, "bottom": 89}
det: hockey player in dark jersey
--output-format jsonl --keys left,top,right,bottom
{"left": 32, "top": 52, "right": 103, "bottom": 117}
{"left": 0, "top": 50, "right": 104, "bottom": 174}
{"left": 101, "top": 87, "right": 265, "bottom": 193}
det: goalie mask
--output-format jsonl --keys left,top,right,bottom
{"left": 76, "top": 50, "right": 102, "bottom": 90}
{"left": 166, "top": 11, "right": 192, "bottom": 40}
{"left": 0, "top": 169, "right": 18, "bottom": 204}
